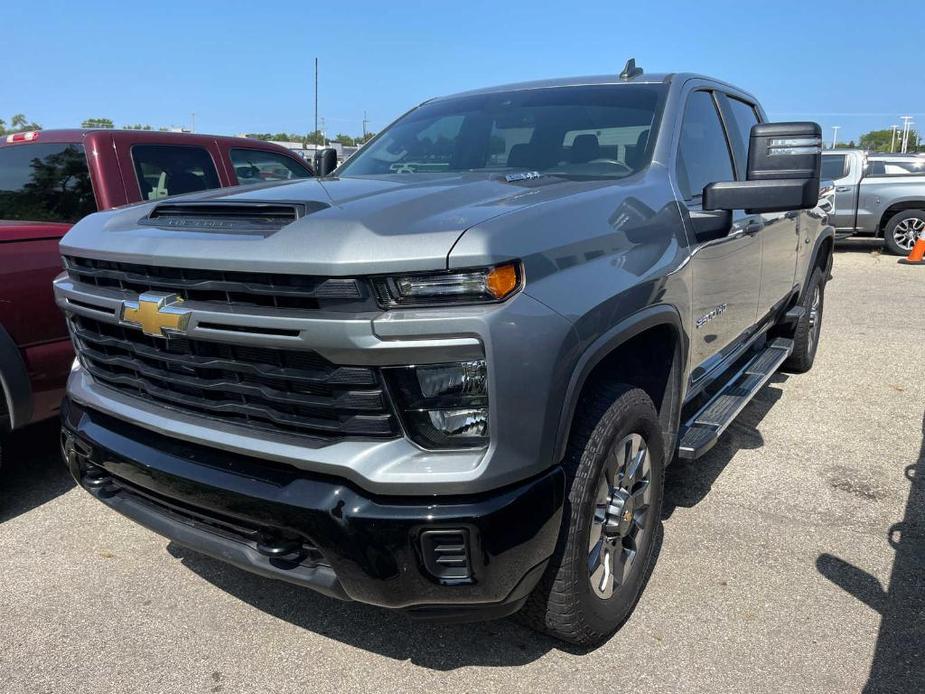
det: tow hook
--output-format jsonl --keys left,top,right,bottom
{"left": 256, "top": 532, "right": 305, "bottom": 564}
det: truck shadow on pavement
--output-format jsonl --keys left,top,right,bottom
{"left": 166, "top": 541, "right": 576, "bottom": 667}
{"left": 0, "top": 419, "right": 74, "bottom": 524}
{"left": 662, "top": 375, "right": 786, "bottom": 519}
{"left": 816, "top": 410, "right": 925, "bottom": 694}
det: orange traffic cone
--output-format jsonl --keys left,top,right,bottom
{"left": 899, "top": 229, "right": 925, "bottom": 266}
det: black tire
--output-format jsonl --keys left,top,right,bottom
{"left": 782, "top": 267, "right": 825, "bottom": 373}
{"left": 882, "top": 209, "right": 925, "bottom": 256}
{"left": 517, "top": 384, "right": 664, "bottom": 646}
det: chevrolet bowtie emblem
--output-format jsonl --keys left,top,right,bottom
{"left": 121, "top": 292, "right": 191, "bottom": 338}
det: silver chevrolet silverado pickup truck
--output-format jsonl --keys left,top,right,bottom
{"left": 822, "top": 149, "right": 925, "bottom": 254}
{"left": 55, "top": 63, "right": 832, "bottom": 646}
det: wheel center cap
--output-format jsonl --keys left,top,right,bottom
{"left": 603, "top": 488, "right": 633, "bottom": 538}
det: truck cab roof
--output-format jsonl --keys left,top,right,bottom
{"left": 436, "top": 72, "right": 759, "bottom": 105}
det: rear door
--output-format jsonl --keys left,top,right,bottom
{"left": 822, "top": 152, "right": 861, "bottom": 231}
{"left": 677, "top": 89, "right": 761, "bottom": 379}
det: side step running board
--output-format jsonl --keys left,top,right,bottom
{"left": 678, "top": 337, "right": 793, "bottom": 460}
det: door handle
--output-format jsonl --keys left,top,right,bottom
{"left": 836, "top": 186, "right": 851, "bottom": 192}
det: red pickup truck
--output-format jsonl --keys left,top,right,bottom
{"left": 0, "top": 129, "right": 312, "bottom": 453}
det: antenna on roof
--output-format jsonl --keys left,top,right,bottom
{"left": 619, "top": 58, "right": 643, "bottom": 80}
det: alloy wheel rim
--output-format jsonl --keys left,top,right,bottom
{"left": 808, "top": 286, "right": 821, "bottom": 351}
{"left": 587, "top": 433, "right": 652, "bottom": 599}
{"left": 894, "top": 218, "right": 924, "bottom": 252}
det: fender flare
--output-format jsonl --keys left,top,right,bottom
{"left": 806, "top": 225, "right": 836, "bottom": 290}
{"left": 553, "top": 304, "right": 687, "bottom": 461}
{"left": 0, "top": 323, "right": 33, "bottom": 432}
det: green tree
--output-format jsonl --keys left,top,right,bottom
{"left": 0, "top": 113, "right": 42, "bottom": 135}
{"left": 356, "top": 132, "right": 376, "bottom": 145}
{"left": 859, "top": 128, "right": 920, "bottom": 153}
{"left": 123, "top": 123, "right": 153, "bottom": 130}
{"left": 81, "top": 117, "right": 114, "bottom": 129}
{"left": 334, "top": 133, "right": 355, "bottom": 146}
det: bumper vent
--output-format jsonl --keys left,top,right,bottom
{"left": 420, "top": 530, "right": 471, "bottom": 581}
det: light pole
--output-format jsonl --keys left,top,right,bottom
{"left": 314, "top": 58, "right": 319, "bottom": 142}
{"left": 890, "top": 124, "right": 899, "bottom": 152}
{"left": 900, "top": 116, "right": 913, "bottom": 153}
{"left": 831, "top": 126, "right": 840, "bottom": 150}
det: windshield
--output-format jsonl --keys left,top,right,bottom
{"left": 339, "top": 84, "right": 664, "bottom": 180}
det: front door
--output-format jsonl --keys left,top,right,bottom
{"left": 676, "top": 89, "right": 761, "bottom": 378}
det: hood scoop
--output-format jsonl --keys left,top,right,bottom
{"left": 138, "top": 200, "right": 329, "bottom": 235}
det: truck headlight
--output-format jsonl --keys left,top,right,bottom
{"left": 384, "top": 360, "right": 489, "bottom": 449}
{"left": 372, "top": 262, "right": 522, "bottom": 308}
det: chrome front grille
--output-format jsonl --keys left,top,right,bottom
{"left": 63, "top": 256, "right": 377, "bottom": 312}
{"left": 69, "top": 314, "right": 399, "bottom": 441}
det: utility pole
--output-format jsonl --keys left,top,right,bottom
{"left": 320, "top": 117, "right": 326, "bottom": 145}
{"left": 890, "top": 124, "right": 899, "bottom": 152}
{"left": 314, "top": 58, "right": 319, "bottom": 142}
{"left": 900, "top": 116, "right": 913, "bottom": 153}
{"left": 362, "top": 110, "right": 369, "bottom": 140}
{"left": 831, "top": 126, "right": 840, "bottom": 150}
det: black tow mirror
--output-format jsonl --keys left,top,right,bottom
{"left": 704, "top": 122, "right": 821, "bottom": 213}
{"left": 313, "top": 148, "right": 338, "bottom": 177}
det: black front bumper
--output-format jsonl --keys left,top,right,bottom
{"left": 61, "top": 398, "right": 565, "bottom": 621}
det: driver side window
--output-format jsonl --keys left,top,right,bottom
{"left": 676, "top": 91, "right": 735, "bottom": 202}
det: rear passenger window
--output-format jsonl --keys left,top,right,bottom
{"left": 230, "top": 148, "right": 312, "bottom": 185}
{"left": 676, "top": 91, "right": 734, "bottom": 201}
{"left": 822, "top": 154, "right": 849, "bottom": 180}
{"left": 0, "top": 143, "right": 96, "bottom": 222}
{"left": 725, "top": 97, "right": 760, "bottom": 178}
{"left": 131, "top": 145, "right": 221, "bottom": 200}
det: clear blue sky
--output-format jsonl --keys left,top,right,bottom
{"left": 2, "top": 0, "right": 923, "bottom": 144}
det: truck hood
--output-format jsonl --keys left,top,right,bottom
{"left": 60, "top": 173, "right": 610, "bottom": 275}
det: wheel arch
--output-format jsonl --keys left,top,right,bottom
{"left": 878, "top": 201, "right": 925, "bottom": 236}
{"left": 805, "top": 226, "right": 835, "bottom": 293}
{"left": 554, "top": 305, "right": 687, "bottom": 463}
{"left": 0, "top": 322, "right": 33, "bottom": 432}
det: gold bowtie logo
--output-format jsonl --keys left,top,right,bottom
{"left": 121, "top": 292, "right": 191, "bottom": 338}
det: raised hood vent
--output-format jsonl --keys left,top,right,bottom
{"left": 139, "top": 201, "right": 328, "bottom": 234}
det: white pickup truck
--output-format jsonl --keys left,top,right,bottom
{"left": 821, "top": 150, "right": 925, "bottom": 255}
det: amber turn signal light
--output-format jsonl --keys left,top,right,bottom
{"left": 485, "top": 263, "right": 521, "bottom": 299}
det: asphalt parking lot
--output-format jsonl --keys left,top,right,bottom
{"left": 1, "top": 240, "right": 922, "bottom": 694}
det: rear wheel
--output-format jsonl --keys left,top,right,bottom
{"left": 883, "top": 210, "right": 925, "bottom": 256}
{"left": 518, "top": 384, "right": 664, "bottom": 646}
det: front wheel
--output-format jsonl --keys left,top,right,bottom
{"left": 518, "top": 384, "right": 664, "bottom": 646}
{"left": 883, "top": 210, "right": 925, "bottom": 256}
{"left": 782, "top": 267, "right": 825, "bottom": 373}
